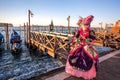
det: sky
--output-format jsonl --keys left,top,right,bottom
{"left": 0, "top": 0, "right": 120, "bottom": 27}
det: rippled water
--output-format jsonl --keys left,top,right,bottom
{"left": 0, "top": 42, "right": 64, "bottom": 80}
{"left": 0, "top": 27, "right": 113, "bottom": 80}
{"left": 0, "top": 27, "right": 65, "bottom": 80}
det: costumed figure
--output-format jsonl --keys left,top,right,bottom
{"left": 65, "top": 15, "right": 99, "bottom": 80}
{"left": 0, "top": 32, "right": 5, "bottom": 51}
{"left": 10, "top": 29, "right": 22, "bottom": 53}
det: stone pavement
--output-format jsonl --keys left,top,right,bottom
{"left": 96, "top": 51, "right": 120, "bottom": 80}
{"left": 31, "top": 50, "right": 120, "bottom": 80}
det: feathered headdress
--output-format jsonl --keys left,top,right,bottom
{"left": 77, "top": 15, "right": 94, "bottom": 27}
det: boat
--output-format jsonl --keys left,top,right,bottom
{"left": 10, "top": 29, "right": 22, "bottom": 54}
{"left": 0, "top": 32, "right": 4, "bottom": 51}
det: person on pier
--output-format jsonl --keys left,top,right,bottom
{"left": 65, "top": 15, "right": 99, "bottom": 80}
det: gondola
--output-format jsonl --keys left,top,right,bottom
{"left": 10, "top": 30, "right": 22, "bottom": 54}
{"left": 0, "top": 32, "right": 4, "bottom": 51}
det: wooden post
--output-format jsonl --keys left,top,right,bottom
{"left": 56, "top": 26, "right": 58, "bottom": 32}
{"left": 67, "top": 16, "right": 70, "bottom": 34}
{"left": 19, "top": 24, "right": 21, "bottom": 38}
{"left": 32, "top": 25, "right": 34, "bottom": 31}
{"left": 5, "top": 23, "right": 9, "bottom": 49}
{"left": 28, "top": 10, "right": 34, "bottom": 50}
{"left": 55, "top": 26, "right": 57, "bottom": 32}
{"left": 99, "top": 22, "right": 102, "bottom": 32}
{"left": 38, "top": 26, "right": 39, "bottom": 31}
{"left": 62, "top": 26, "right": 63, "bottom": 33}
{"left": 26, "top": 22, "right": 28, "bottom": 44}
{"left": 28, "top": 10, "right": 31, "bottom": 49}
{"left": 24, "top": 23, "right": 26, "bottom": 42}
{"left": 44, "top": 26, "right": 45, "bottom": 31}
{"left": 28, "top": 10, "right": 30, "bottom": 42}
{"left": 54, "top": 36, "right": 57, "bottom": 58}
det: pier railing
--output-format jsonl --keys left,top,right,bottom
{"left": 30, "top": 31, "right": 71, "bottom": 58}
{"left": 29, "top": 30, "right": 120, "bottom": 58}
{"left": 95, "top": 31, "right": 120, "bottom": 49}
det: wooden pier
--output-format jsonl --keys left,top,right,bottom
{"left": 95, "top": 31, "right": 120, "bottom": 49}
{"left": 23, "top": 26, "right": 120, "bottom": 60}
{"left": 29, "top": 31, "right": 71, "bottom": 59}
{"left": 2, "top": 22, "right": 120, "bottom": 59}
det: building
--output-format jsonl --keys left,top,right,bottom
{"left": 111, "top": 20, "right": 120, "bottom": 34}
{"left": 0, "top": 23, "right": 13, "bottom": 27}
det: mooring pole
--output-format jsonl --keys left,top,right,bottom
{"left": 67, "top": 16, "right": 70, "bottom": 34}
{"left": 28, "top": 10, "right": 34, "bottom": 49}
{"left": 28, "top": 10, "right": 31, "bottom": 49}
{"left": 26, "top": 22, "right": 28, "bottom": 44}
{"left": 99, "top": 22, "right": 102, "bottom": 32}
{"left": 24, "top": 23, "right": 26, "bottom": 42}
{"left": 19, "top": 24, "right": 21, "bottom": 38}
{"left": 38, "top": 26, "right": 39, "bottom": 31}
{"left": 62, "top": 26, "right": 63, "bottom": 33}
{"left": 5, "top": 23, "right": 9, "bottom": 49}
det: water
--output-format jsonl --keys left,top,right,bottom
{"left": 0, "top": 26, "right": 64, "bottom": 80}
{"left": 0, "top": 42, "right": 64, "bottom": 80}
{"left": 0, "top": 26, "right": 113, "bottom": 80}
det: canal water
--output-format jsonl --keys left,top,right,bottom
{"left": 0, "top": 27, "right": 113, "bottom": 80}
{"left": 0, "top": 27, "right": 64, "bottom": 80}
{"left": 0, "top": 42, "right": 64, "bottom": 80}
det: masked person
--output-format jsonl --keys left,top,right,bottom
{"left": 65, "top": 15, "right": 99, "bottom": 80}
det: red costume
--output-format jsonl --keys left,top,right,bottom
{"left": 66, "top": 15, "right": 99, "bottom": 79}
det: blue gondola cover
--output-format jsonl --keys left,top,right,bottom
{"left": 10, "top": 30, "right": 22, "bottom": 53}
{"left": 0, "top": 32, "right": 4, "bottom": 50}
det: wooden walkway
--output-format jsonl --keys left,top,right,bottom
{"left": 29, "top": 31, "right": 71, "bottom": 58}
{"left": 24, "top": 30, "right": 120, "bottom": 66}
